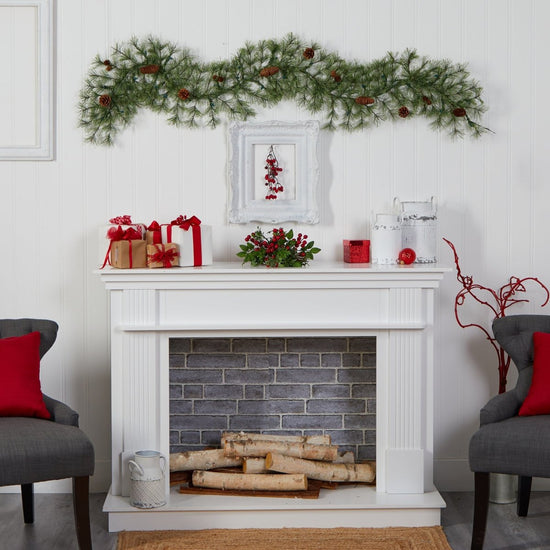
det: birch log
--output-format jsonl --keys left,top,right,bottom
{"left": 192, "top": 470, "right": 308, "bottom": 491}
{"left": 242, "top": 457, "right": 268, "bottom": 474}
{"left": 170, "top": 449, "right": 243, "bottom": 472}
{"left": 224, "top": 439, "right": 339, "bottom": 461}
{"left": 222, "top": 431, "right": 330, "bottom": 446}
{"left": 265, "top": 452, "right": 376, "bottom": 483}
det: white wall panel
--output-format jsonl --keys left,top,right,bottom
{"left": 1, "top": 0, "right": 549, "bottom": 492}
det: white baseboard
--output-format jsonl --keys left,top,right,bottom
{"left": 90, "top": 459, "right": 111, "bottom": 492}
{"left": 435, "top": 458, "right": 473, "bottom": 491}
{"left": 0, "top": 459, "right": 111, "bottom": 494}
{"left": 434, "top": 458, "right": 550, "bottom": 491}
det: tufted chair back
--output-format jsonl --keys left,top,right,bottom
{"left": 0, "top": 318, "right": 58, "bottom": 359}
{"left": 492, "top": 314, "right": 550, "bottom": 409}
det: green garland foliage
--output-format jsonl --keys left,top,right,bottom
{"left": 79, "top": 34, "right": 490, "bottom": 145}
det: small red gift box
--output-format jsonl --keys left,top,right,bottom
{"left": 343, "top": 240, "right": 370, "bottom": 263}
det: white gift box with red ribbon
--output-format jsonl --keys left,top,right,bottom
{"left": 161, "top": 215, "right": 213, "bottom": 267}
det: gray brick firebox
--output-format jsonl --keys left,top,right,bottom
{"left": 169, "top": 336, "right": 376, "bottom": 460}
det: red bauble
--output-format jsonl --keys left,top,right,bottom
{"left": 398, "top": 248, "right": 416, "bottom": 265}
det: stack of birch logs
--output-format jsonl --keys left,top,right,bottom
{"left": 169, "top": 431, "right": 375, "bottom": 493}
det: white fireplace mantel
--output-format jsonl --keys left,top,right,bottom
{"left": 97, "top": 261, "right": 450, "bottom": 532}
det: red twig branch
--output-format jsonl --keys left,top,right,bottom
{"left": 443, "top": 238, "right": 549, "bottom": 393}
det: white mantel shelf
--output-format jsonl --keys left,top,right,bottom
{"left": 97, "top": 260, "right": 450, "bottom": 282}
{"left": 97, "top": 261, "right": 450, "bottom": 532}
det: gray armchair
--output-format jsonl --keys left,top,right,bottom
{"left": 0, "top": 319, "right": 95, "bottom": 550}
{"left": 469, "top": 314, "right": 550, "bottom": 550}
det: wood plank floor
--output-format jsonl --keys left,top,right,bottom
{"left": 1, "top": 491, "right": 550, "bottom": 549}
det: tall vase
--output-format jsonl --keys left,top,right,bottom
{"left": 370, "top": 213, "right": 402, "bottom": 265}
{"left": 489, "top": 473, "right": 517, "bottom": 504}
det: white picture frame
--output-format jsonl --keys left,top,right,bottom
{"left": 0, "top": 0, "right": 54, "bottom": 160}
{"left": 228, "top": 120, "right": 320, "bottom": 224}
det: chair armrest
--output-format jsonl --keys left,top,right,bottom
{"left": 479, "top": 390, "right": 522, "bottom": 425}
{"left": 43, "top": 394, "right": 79, "bottom": 427}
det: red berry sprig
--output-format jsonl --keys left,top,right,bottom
{"left": 264, "top": 145, "right": 284, "bottom": 200}
{"left": 237, "top": 227, "right": 321, "bottom": 268}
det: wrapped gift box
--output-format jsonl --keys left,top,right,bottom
{"left": 161, "top": 216, "right": 212, "bottom": 267}
{"left": 110, "top": 240, "right": 147, "bottom": 269}
{"left": 145, "top": 221, "right": 162, "bottom": 245}
{"left": 99, "top": 218, "right": 146, "bottom": 264}
{"left": 343, "top": 239, "right": 370, "bottom": 263}
{"left": 147, "top": 243, "right": 179, "bottom": 268}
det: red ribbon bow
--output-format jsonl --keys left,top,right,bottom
{"left": 106, "top": 226, "right": 142, "bottom": 241}
{"left": 179, "top": 215, "right": 201, "bottom": 230}
{"left": 148, "top": 244, "right": 179, "bottom": 268}
{"left": 109, "top": 215, "right": 133, "bottom": 225}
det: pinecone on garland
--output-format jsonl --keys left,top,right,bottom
{"left": 177, "top": 88, "right": 190, "bottom": 100}
{"left": 212, "top": 74, "right": 224, "bottom": 82}
{"left": 98, "top": 94, "right": 112, "bottom": 107}
{"left": 422, "top": 96, "right": 432, "bottom": 105}
{"left": 303, "top": 47, "right": 315, "bottom": 59}
{"left": 140, "top": 64, "right": 160, "bottom": 74}
{"left": 330, "top": 70, "right": 342, "bottom": 82}
{"left": 398, "top": 106, "right": 410, "bottom": 118}
{"left": 259, "top": 66, "right": 280, "bottom": 77}
{"left": 355, "top": 96, "right": 375, "bottom": 106}
{"left": 453, "top": 107, "right": 467, "bottom": 117}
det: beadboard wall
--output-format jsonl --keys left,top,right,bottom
{"left": 1, "top": 0, "right": 549, "bottom": 493}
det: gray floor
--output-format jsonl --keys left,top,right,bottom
{"left": 1, "top": 491, "right": 550, "bottom": 550}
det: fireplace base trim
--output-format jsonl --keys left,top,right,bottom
{"left": 104, "top": 486, "right": 445, "bottom": 532}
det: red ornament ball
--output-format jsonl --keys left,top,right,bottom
{"left": 398, "top": 248, "right": 416, "bottom": 265}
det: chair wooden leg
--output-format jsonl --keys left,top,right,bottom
{"left": 471, "top": 471, "right": 490, "bottom": 550}
{"left": 517, "top": 475, "right": 532, "bottom": 517}
{"left": 72, "top": 476, "right": 92, "bottom": 550}
{"left": 21, "top": 483, "right": 34, "bottom": 524}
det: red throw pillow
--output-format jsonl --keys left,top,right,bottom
{"left": 519, "top": 331, "right": 550, "bottom": 416}
{"left": 0, "top": 331, "right": 50, "bottom": 419}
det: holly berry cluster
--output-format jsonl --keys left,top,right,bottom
{"left": 264, "top": 146, "right": 283, "bottom": 200}
{"left": 237, "top": 227, "right": 321, "bottom": 268}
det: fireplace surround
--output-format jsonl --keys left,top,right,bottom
{"left": 97, "top": 261, "right": 449, "bottom": 532}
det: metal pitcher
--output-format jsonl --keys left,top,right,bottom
{"left": 128, "top": 450, "right": 167, "bottom": 509}
{"left": 394, "top": 197, "right": 437, "bottom": 263}
{"left": 370, "top": 213, "right": 402, "bottom": 265}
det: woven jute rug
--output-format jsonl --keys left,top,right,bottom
{"left": 117, "top": 526, "right": 452, "bottom": 549}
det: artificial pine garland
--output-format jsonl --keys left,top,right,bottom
{"left": 79, "top": 34, "right": 490, "bottom": 145}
